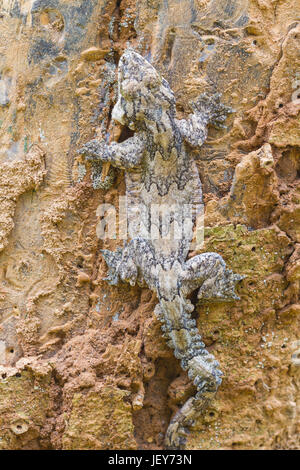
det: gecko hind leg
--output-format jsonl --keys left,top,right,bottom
{"left": 101, "top": 247, "right": 123, "bottom": 286}
{"left": 101, "top": 243, "right": 138, "bottom": 287}
{"left": 181, "top": 252, "right": 244, "bottom": 302}
{"left": 101, "top": 237, "right": 154, "bottom": 287}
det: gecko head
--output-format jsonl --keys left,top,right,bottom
{"left": 112, "top": 49, "right": 176, "bottom": 130}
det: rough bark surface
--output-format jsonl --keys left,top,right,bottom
{"left": 0, "top": 0, "right": 299, "bottom": 450}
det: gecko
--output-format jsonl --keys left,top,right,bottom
{"left": 79, "top": 49, "right": 243, "bottom": 449}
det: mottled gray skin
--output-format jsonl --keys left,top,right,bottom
{"left": 79, "top": 50, "right": 243, "bottom": 449}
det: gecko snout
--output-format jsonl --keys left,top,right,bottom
{"left": 112, "top": 99, "right": 126, "bottom": 125}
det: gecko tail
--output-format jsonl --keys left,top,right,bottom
{"left": 155, "top": 297, "right": 222, "bottom": 450}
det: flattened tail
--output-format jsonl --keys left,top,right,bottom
{"left": 154, "top": 295, "right": 222, "bottom": 449}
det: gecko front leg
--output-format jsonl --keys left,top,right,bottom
{"left": 177, "top": 92, "right": 234, "bottom": 147}
{"left": 78, "top": 133, "right": 146, "bottom": 171}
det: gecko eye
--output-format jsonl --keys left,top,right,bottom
{"left": 143, "top": 71, "right": 161, "bottom": 90}
{"left": 121, "top": 79, "right": 139, "bottom": 99}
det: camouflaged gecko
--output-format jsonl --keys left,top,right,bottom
{"left": 79, "top": 50, "right": 243, "bottom": 449}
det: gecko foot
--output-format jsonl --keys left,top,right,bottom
{"left": 101, "top": 247, "right": 123, "bottom": 285}
{"left": 101, "top": 245, "right": 138, "bottom": 287}
{"left": 191, "top": 92, "right": 234, "bottom": 129}
{"left": 197, "top": 270, "right": 244, "bottom": 303}
{"left": 78, "top": 139, "right": 107, "bottom": 161}
{"left": 180, "top": 252, "right": 244, "bottom": 302}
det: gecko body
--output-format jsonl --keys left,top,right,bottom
{"left": 79, "top": 50, "right": 243, "bottom": 449}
